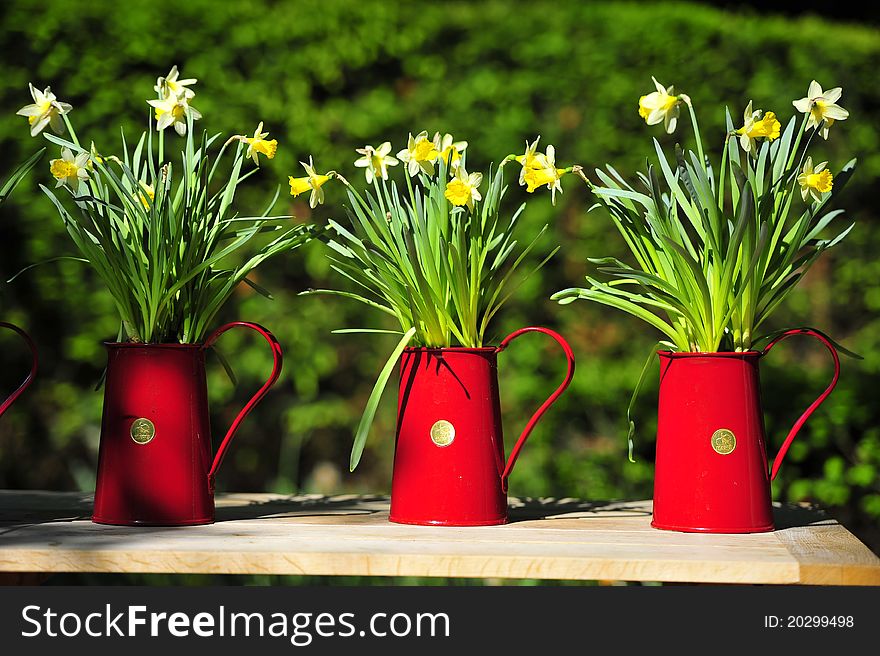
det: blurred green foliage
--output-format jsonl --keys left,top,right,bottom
{"left": 0, "top": 0, "right": 878, "bottom": 565}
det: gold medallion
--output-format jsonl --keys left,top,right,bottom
{"left": 130, "top": 418, "right": 156, "bottom": 445}
{"left": 711, "top": 428, "right": 736, "bottom": 455}
{"left": 430, "top": 419, "right": 455, "bottom": 447}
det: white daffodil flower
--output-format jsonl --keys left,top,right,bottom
{"left": 638, "top": 77, "right": 688, "bottom": 134}
{"left": 793, "top": 80, "right": 849, "bottom": 140}
{"left": 244, "top": 122, "right": 278, "bottom": 166}
{"left": 147, "top": 91, "right": 202, "bottom": 136}
{"left": 289, "top": 157, "right": 331, "bottom": 208}
{"left": 435, "top": 133, "right": 468, "bottom": 169}
{"left": 16, "top": 83, "right": 73, "bottom": 137}
{"left": 354, "top": 141, "right": 399, "bottom": 184}
{"left": 155, "top": 65, "right": 197, "bottom": 100}
{"left": 49, "top": 147, "right": 90, "bottom": 190}
{"left": 444, "top": 165, "right": 483, "bottom": 211}
{"left": 397, "top": 131, "right": 440, "bottom": 177}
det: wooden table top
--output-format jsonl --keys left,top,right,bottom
{"left": 1, "top": 491, "right": 878, "bottom": 585}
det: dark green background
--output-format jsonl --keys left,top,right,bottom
{"left": 1, "top": 0, "right": 878, "bottom": 582}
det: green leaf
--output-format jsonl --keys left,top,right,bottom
{"left": 625, "top": 344, "right": 660, "bottom": 462}
{"left": 0, "top": 148, "right": 45, "bottom": 203}
{"left": 350, "top": 327, "right": 416, "bottom": 471}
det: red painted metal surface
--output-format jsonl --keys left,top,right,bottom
{"left": 92, "top": 322, "right": 283, "bottom": 526}
{"left": 389, "top": 327, "right": 575, "bottom": 526}
{"left": 0, "top": 322, "right": 38, "bottom": 419}
{"left": 652, "top": 328, "right": 840, "bottom": 533}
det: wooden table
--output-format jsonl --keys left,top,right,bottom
{"left": 1, "top": 491, "right": 878, "bottom": 585}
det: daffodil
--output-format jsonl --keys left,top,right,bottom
{"left": 289, "top": 157, "right": 331, "bottom": 208}
{"left": 397, "top": 131, "right": 440, "bottom": 177}
{"left": 736, "top": 101, "right": 781, "bottom": 154}
{"left": 154, "top": 65, "right": 197, "bottom": 101}
{"left": 444, "top": 166, "right": 482, "bottom": 211}
{"left": 49, "top": 148, "right": 90, "bottom": 190}
{"left": 16, "top": 83, "right": 73, "bottom": 137}
{"left": 797, "top": 156, "right": 833, "bottom": 203}
{"left": 243, "top": 122, "right": 278, "bottom": 166}
{"left": 522, "top": 145, "right": 566, "bottom": 205}
{"left": 792, "top": 80, "right": 849, "bottom": 140}
{"left": 138, "top": 181, "right": 155, "bottom": 209}
{"left": 435, "top": 133, "right": 468, "bottom": 169}
{"left": 638, "top": 77, "right": 688, "bottom": 134}
{"left": 515, "top": 136, "right": 544, "bottom": 187}
{"left": 354, "top": 142, "right": 399, "bottom": 183}
{"left": 147, "top": 91, "right": 202, "bottom": 136}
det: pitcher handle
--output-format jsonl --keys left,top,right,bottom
{"left": 0, "top": 322, "right": 38, "bottom": 419}
{"left": 762, "top": 328, "right": 840, "bottom": 481}
{"left": 202, "top": 322, "right": 283, "bottom": 490}
{"left": 496, "top": 327, "right": 575, "bottom": 492}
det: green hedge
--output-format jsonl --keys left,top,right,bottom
{"left": 0, "top": 0, "right": 879, "bottom": 552}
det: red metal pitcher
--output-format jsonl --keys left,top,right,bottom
{"left": 652, "top": 328, "right": 840, "bottom": 533}
{"left": 389, "top": 327, "right": 575, "bottom": 526}
{"left": 0, "top": 322, "right": 38, "bottom": 419}
{"left": 92, "top": 322, "right": 283, "bottom": 526}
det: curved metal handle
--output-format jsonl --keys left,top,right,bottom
{"left": 202, "top": 322, "right": 283, "bottom": 490}
{"left": 762, "top": 328, "right": 840, "bottom": 481}
{"left": 496, "top": 327, "right": 575, "bottom": 492}
{"left": 0, "top": 322, "right": 38, "bottom": 419}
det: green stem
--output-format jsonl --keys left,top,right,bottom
{"left": 686, "top": 100, "right": 706, "bottom": 168}
{"left": 785, "top": 114, "right": 810, "bottom": 172}
{"left": 62, "top": 114, "right": 81, "bottom": 148}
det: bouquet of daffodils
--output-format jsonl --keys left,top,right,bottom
{"left": 15, "top": 68, "right": 317, "bottom": 345}
{"left": 551, "top": 77, "right": 856, "bottom": 456}
{"left": 554, "top": 78, "right": 854, "bottom": 353}
{"left": 297, "top": 131, "right": 569, "bottom": 468}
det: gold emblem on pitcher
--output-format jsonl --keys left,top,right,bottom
{"left": 430, "top": 420, "right": 455, "bottom": 447}
{"left": 711, "top": 428, "right": 736, "bottom": 455}
{"left": 130, "top": 418, "right": 156, "bottom": 445}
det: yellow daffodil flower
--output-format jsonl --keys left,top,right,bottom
{"left": 244, "top": 122, "right": 278, "bottom": 166}
{"left": 522, "top": 145, "right": 566, "bottom": 205}
{"left": 49, "top": 147, "right": 90, "bottom": 190}
{"left": 397, "top": 131, "right": 440, "bottom": 177}
{"left": 148, "top": 91, "right": 202, "bottom": 136}
{"left": 515, "top": 136, "right": 544, "bottom": 187}
{"left": 16, "top": 83, "right": 73, "bottom": 137}
{"left": 797, "top": 156, "right": 833, "bottom": 203}
{"left": 138, "top": 181, "right": 155, "bottom": 209}
{"left": 435, "top": 133, "right": 468, "bottom": 169}
{"left": 289, "top": 157, "right": 331, "bottom": 208}
{"left": 638, "top": 77, "right": 689, "bottom": 134}
{"left": 154, "top": 65, "right": 197, "bottom": 101}
{"left": 444, "top": 166, "right": 483, "bottom": 211}
{"left": 736, "top": 101, "right": 781, "bottom": 155}
{"left": 354, "top": 141, "right": 399, "bottom": 184}
{"left": 792, "top": 80, "right": 849, "bottom": 140}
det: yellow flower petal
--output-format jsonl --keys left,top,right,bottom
{"left": 249, "top": 138, "right": 277, "bottom": 159}
{"left": 523, "top": 167, "right": 557, "bottom": 193}
{"left": 444, "top": 178, "right": 472, "bottom": 206}
{"left": 289, "top": 176, "right": 311, "bottom": 197}
{"left": 806, "top": 169, "right": 833, "bottom": 194}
